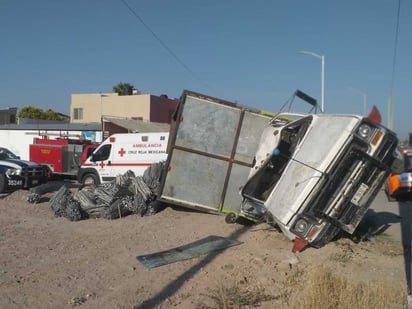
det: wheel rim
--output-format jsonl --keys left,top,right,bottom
{"left": 83, "top": 176, "right": 95, "bottom": 186}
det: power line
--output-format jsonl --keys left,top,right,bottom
{"left": 387, "top": 0, "right": 401, "bottom": 130}
{"left": 119, "top": 0, "right": 213, "bottom": 91}
{"left": 390, "top": 0, "right": 401, "bottom": 94}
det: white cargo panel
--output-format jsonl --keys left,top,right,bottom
{"left": 159, "top": 91, "right": 272, "bottom": 215}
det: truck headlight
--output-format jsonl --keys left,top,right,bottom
{"left": 294, "top": 218, "right": 310, "bottom": 234}
{"left": 5, "top": 168, "right": 21, "bottom": 177}
{"left": 358, "top": 124, "right": 372, "bottom": 139}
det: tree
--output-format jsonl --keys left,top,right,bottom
{"left": 17, "top": 106, "right": 64, "bottom": 121}
{"left": 43, "top": 109, "right": 63, "bottom": 121}
{"left": 18, "top": 106, "right": 44, "bottom": 119}
{"left": 112, "top": 82, "right": 139, "bottom": 96}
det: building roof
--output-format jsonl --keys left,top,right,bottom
{"left": 0, "top": 117, "right": 170, "bottom": 133}
{"left": 103, "top": 116, "right": 170, "bottom": 133}
{"left": 0, "top": 122, "right": 101, "bottom": 131}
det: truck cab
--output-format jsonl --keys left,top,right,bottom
{"left": 240, "top": 110, "right": 398, "bottom": 251}
{"left": 0, "top": 147, "right": 48, "bottom": 193}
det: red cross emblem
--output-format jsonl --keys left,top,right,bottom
{"left": 118, "top": 148, "right": 126, "bottom": 157}
{"left": 99, "top": 161, "right": 105, "bottom": 168}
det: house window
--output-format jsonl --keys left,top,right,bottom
{"left": 73, "top": 108, "right": 83, "bottom": 120}
{"left": 9, "top": 114, "right": 16, "bottom": 124}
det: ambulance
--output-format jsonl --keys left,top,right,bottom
{"left": 77, "top": 132, "right": 169, "bottom": 186}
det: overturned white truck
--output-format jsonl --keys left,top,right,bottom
{"left": 158, "top": 90, "right": 398, "bottom": 251}
{"left": 240, "top": 107, "right": 398, "bottom": 251}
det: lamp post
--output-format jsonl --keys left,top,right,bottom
{"left": 349, "top": 87, "right": 367, "bottom": 116}
{"left": 299, "top": 50, "right": 325, "bottom": 113}
{"left": 100, "top": 93, "right": 109, "bottom": 137}
{"left": 100, "top": 93, "right": 103, "bottom": 122}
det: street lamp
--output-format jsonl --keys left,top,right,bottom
{"left": 349, "top": 87, "right": 367, "bottom": 116}
{"left": 100, "top": 93, "right": 110, "bottom": 121}
{"left": 100, "top": 93, "right": 110, "bottom": 137}
{"left": 100, "top": 93, "right": 103, "bottom": 121}
{"left": 299, "top": 50, "right": 325, "bottom": 113}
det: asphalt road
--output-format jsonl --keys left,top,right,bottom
{"left": 368, "top": 188, "right": 411, "bottom": 244}
{"left": 369, "top": 188, "right": 412, "bottom": 305}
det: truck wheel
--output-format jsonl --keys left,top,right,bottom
{"left": 82, "top": 173, "right": 99, "bottom": 187}
{"left": 225, "top": 213, "right": 238, "bottom": 224}
{"left": 0, "top": 174, "right": 5, "bottom": 193}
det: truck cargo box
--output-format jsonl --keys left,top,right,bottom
{"left": 158, "top": 90, "right": 273, "bottom": 221}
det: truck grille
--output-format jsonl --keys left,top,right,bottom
{"left": 19, "top": 165, "right": 48, "bottom": 182}
{"left": 375, "top": 133, "right": 398, "bottom": 163}
{"left": 306, "top": 133, "right": 397, "bottom": 233}
{"left": 21, "top": 167, "right": 47, "bottom": 178}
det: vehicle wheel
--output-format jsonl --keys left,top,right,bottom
{"left": 82, "top": 173, "right": 99, "bottom": 187}
{"left": 0, "top": 174, "right": 5, "bottom": 193}
{"left": 225, "top": 213, "right": 238, "bottom": 224}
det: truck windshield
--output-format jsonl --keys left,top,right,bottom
{"left": 0, "top": 148, "right": 19, "bottom": 160}
{"left": 242, "top": 116, "right": 312, "bottom": 201}
{"left": 269, "top": 113, "right": 306, "bottom": 127}
{"left": 92, "top": 144, "right": 111, "bottom": 161}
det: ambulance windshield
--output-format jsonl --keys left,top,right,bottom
{"left": 92, "top": 144, "right": 111, "bottom": 161}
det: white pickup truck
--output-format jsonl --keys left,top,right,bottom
{"left": 240, "top": 109, "right": 398, "bottom": 251}
{"left": 156, "top": 90, "right": 398, "bottom": 251}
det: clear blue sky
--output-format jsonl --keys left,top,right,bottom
{"left": 1, "top": 1, "right": 410, "bottom": 140}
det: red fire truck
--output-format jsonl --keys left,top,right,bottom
{"left": 29, "top": 137, "right": 99, "bottom": 179}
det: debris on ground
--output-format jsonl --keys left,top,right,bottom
{"left": 29, "top": 162, "right": 166, "bottom": 221}
{"left": 27, "top": 182, "right": 68, "bottom": 204}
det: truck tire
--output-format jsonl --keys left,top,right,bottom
{"left": 225, "top": 212, "right": 238, "bottom": 224}
{"left": 82, "top": 173, "right": 100, "bottom": 187}
{"left": 0, "top": 174, "right": 5, "bottom": 193}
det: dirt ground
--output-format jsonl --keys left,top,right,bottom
{"left": 0, "top": 180, "right": 408, "bottom": 309}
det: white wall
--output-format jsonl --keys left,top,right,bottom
{"left": 0, "top": 130, "right": 102, "bottom": 161}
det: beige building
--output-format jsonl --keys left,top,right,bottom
{"left": 70, "top": 92, "right": 178, "bottom": 124}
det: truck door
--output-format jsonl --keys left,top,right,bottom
{"left": 91, "top": 144, "right": 113, "bottom": 182}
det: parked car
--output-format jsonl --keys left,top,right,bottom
{"left": 0, "top": 147, "right": 49, "bottom": 193}
{"left": 385, "top": 148, "right": 412, "bottom": 201}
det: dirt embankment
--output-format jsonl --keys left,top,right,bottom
{"left": 0, "top": 185, "right": 408, "bottom": 308}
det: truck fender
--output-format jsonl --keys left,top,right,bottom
{"left": 78, "top": 168, "right": 100, "bottom": 187}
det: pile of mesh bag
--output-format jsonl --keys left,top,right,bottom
{"left": 27, "top": 162, "right": 166, "bottom": 221}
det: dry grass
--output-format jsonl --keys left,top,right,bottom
{"left": 289, "top": 265, "right": 407, "bottom": 309}
{"left": 202, "top": 278, "right": 277, "bottom": 309}
{"left": 204, "top": 266, "right": 407, "bottom": 308}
